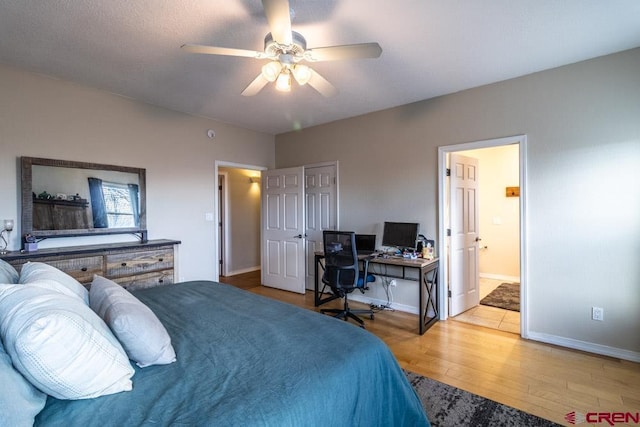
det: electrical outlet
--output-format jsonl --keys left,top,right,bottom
{"left": 592, "top": 307, "right": 604, "bottom": 321}
{"left": 389, "top": 279, "right": 397, "bottom": 287}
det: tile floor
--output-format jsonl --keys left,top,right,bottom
{"left": 452, "top": 278, "right": 521, "bottom": 334}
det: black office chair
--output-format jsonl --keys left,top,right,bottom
{"left": 320, "top": 230, "right": 376, "bottom": 328}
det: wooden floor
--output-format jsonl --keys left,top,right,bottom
{"left": 220, "top": 271, "right": 640, "bottom": 425}
{"left": 453, "top": 278, "right": 520, "bottom": 334}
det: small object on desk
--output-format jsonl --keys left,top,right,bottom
{"left": 23, "top": 234, "right": 38, "bottom": 252}
{"left": 423, "top": 242, "right": 434, "bottom": 260}
{"left": 24, "top": 243, "right": 38, "bottom": 252}
{"left": 402, "top": 250, "right": 418, "bottom": 260}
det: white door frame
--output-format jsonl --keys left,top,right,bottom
{"left": 218, "top": 171, "right": 229, "bottom": 276}
{"left": 214, "top": 161, "right": 267, "bottom": 281}
{"left": 437, "top": 135, "right": 529, "bottom": 337}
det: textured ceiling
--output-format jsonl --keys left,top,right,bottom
{"left": 1, "top": 0, "right": 639, "bottom": 135}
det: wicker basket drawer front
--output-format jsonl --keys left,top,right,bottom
{"left": 45, "top": 256, "right": 104, "bottom": 284}
{"left": 111, "top": 269, "right": 174, "bottom": 291}
{"left": 106, "top": 248, "right": 174, "bottom": 278}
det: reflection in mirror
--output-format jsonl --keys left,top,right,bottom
{"left": 89, "top": 179, "right": 140, "bottom": 228}
{"left": 22, "top": 157, "right": 146, "bottom": 239}
{"left": 32, "top": 165, "right": 141, "bottom": 231}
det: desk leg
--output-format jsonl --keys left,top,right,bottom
{"left": 419, "top": 263, "right": 439, "bottom": 334}
{"left": 314, "top": 254, "right": 320, "bottom": 306}
{"left": 419, "top": 266, "right": 425, "bottom": 334}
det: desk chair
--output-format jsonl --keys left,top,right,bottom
{"left": 320, "top": 230, "right": 376, "bottom": 328}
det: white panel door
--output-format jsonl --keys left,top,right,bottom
{"left": 304, "top": 165, "right": 337, "bottom": 290}
{"left": 449, "top": 153, "right": 480, "bottom": 316}
{"left": 262, "top": 167, "right": 306, "bottom": 294}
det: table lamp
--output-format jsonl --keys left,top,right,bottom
{"left": 0, "top": 219, "right": 14, "bottom": 254}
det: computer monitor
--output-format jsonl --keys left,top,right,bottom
{"left": 355, "top": 234, "right": 376, "bottom": 254}
{"left": 382, "top": 222, "right": 419, "bottom": 251}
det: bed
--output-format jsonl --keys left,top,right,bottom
{"left": 33, "top": 280, "right": 429, "bottom": 426}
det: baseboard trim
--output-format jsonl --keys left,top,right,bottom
{"left": 225, "top": 266, "right": 260, "bottom": 277}
{"left": 527, "top": 331, "right": 640, "bottom": 363}
{"left": 480, "top": 273, "right": 520, "bottom": 283}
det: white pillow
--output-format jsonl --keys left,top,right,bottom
{"left": 0, "top": 338, "right": 47, "bottom": 427}
{"left": 90, "top": 275, "right": 176, "bottom": 368}
{"left": 0, "top": 258, "right": 19, "bottom": 284}
{"left": 23, "top": 278, "right": 87, "bottom": 301}
{"left": 19, "top": 262, "right": 89, "bottom": 304}
{"left": 0, "top": 284, "right": 135, "bottom": 400}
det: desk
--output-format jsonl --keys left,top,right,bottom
{"left": 314, "top": 252, "right": 439, "bottom": 334}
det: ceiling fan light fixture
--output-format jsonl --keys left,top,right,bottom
{"left": 275, "top": 70, "right": 292, "bottom": 92}
{"left": 183, "top": 3, "right": 382, "bottom": 97}
{"left": 291, "top": 64, "right": 311, "bottom": 85}
{"left": 261, "top": 61, "right": 282, "bottom": 82}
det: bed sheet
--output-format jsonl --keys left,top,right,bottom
{"left": 36, "top": 281, "right": 429, "bottom": 426}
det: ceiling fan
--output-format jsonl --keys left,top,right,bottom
{"left": 181, "top": 0, "right": 382, "bottom": 97}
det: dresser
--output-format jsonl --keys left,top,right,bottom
{"left": 32, "top": 198, "right": 90, "bottom": 230}
{"left": 0, "top": 239, "right": 181, "bottom": 291}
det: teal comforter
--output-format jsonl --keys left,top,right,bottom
{"left": 35, "top": 281, "right": 429, "bottom": 426}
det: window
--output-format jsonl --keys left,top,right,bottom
{"left": 88, "top": 177, "right": 140, "bottom": 229}
{"left": 101, "top": 182, "right": 135, "bottom": 228}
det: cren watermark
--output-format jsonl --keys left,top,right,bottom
{"left": 565, "top": 411, "right": 640, "bottom": 425}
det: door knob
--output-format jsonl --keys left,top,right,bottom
{"left": 475, "top": 237, "right": 482, "bottom": 242}
{"left": 293, "top": 234, "right": 303, "bottom": 239}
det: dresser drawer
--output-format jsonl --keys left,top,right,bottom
{"left": 106, "top": 248, "right": 174, "bottom": 278}
{"left": 44, "top": 256, "right": 104, "bottom": 284}
{"left": 1, "top": 240, "right": 180, "bottom": 290}
{"left": 111, "top": 269, "right": 175, "bottom": 291}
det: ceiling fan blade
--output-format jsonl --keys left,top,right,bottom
{"left": 181, "top": 44, "right": 268, "bottom": 59}
{"left": 262, "top": 0, "right": 292, "bottom": 45}
{"left": 241, "top": 74, "right": 270, "bottom": 96}
{"left": 304, "top": 43, "right": 382, "bottom": 62}
{"left": 307, "top": 69, "right": 338, "bottom": 97}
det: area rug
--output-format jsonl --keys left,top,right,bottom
{"left": 480, "top": 282, "right": 520, "bottom": 312}
{"left": 405, "top": 371, "right": 560, "bottom": 427}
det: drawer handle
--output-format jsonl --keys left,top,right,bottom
{"left": 121, "top": 262, "right": 127, "bottom": 267}
{"left": 158, "top": 258, "right": 164, "bottom": 262}
{"left": 81, "top": 267, "right": 88, "bottom": 272}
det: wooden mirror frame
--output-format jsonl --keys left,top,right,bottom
{"left": 21, "top": 157, "right": 147, "bottom": 241}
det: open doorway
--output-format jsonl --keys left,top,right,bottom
{"left": 451, "top": 145, "right": 521, "bottom": 333}
{"left": 438, "top": 135, "right": 527, "bottom": 336}
{"left": 215, "top": 162, "right": 265, "bottom": 282}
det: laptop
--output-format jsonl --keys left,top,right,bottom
{"left": 355, "top": 234, "right": 377, "bottom": 256}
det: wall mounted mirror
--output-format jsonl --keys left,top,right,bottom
{"left": 21, "top": 157, "right": 147, "bottom": 240}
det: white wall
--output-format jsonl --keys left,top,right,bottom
{"left": 0, "top": 64, "right": 275, "bottom": 281}
{"left": 276, "top": 48, "right": 640, "bottom": 360}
